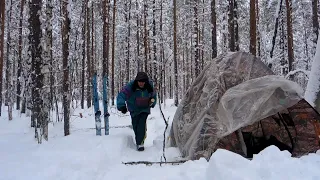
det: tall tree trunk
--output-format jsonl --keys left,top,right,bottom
{"left": 280, "top": 10, "right": 286, "bottom": 74}
{"left": 160, "top": 0, "right": 165, "bottom": 103}
{"left": 106, "top": 0, "right": 110, "bottom": 85}
{"left": 143, "top": 0, "right": 148, "bottom": 72}
{"left": 29, "top": 0, "right": 44, "bottom": 142}
{"left": 201, "top": 0, "right": 205, "bottom": 70}
{"left": 211, "top": 0, "right": 217, "bottom": 58}
{"left": 186, "top": 32, "right": 190, "bottom": 91}
{"left": 0, "top": 0, "right": 5, "bottom": 116}
{"left": 256, "top": 0, "right": 261, "bottom": 56}
{"left": 147, "top": 26, "right": 152, "bottom": 76}
{"left": 194, "top": 0, "right": 200, "bottom": 77}
{"left": 42, "top": 0, "right": 52, "bottom": 140}
{"left": 62, "top": 0, "right": 70, "bottom": 136}
{"left": 136, "top": 0, "right": 140, "bottom": 71}
{"left": 17, "top": 0, "right": 25, "bottom": 110}
{"left": 285, "top": 0, "right": 294, "bottom": 78}
{"left": 47, "top": 0, "right": 53, "bottom": 110}
{"left": 228, "top": 0, "right": 235, "bottom": 51}
{"left": 102, "top": 0, "right": 110, "bottom": 114}
{"left": 173, "top": 0, "right": 178, "bottom": 106}
{"left": 86, "top": 2, "right": 92, "bottom": 108}
{"left": 152, "top": 0, "right": 157, "bottom": 82}
{"left": 102, "top": 0, "right": 108, "bottom": 88}
{"left": 5, "top": 0, "right": 13, "bottom": 107}
{"left": 234, "top": 0, "right": 239, "bottom": 51}
{"left": 5, "top": 0, "right": 13, "bottom": 119}
{"left": 81, "top": 0, "right": 86, "bottom": 109}
{"left": 111, "top": 0, "right": 116, "bottom": 105}
{"left": 91, "top": 7, "right": 95, "bottom": 74}
{"left": 312, "top": 0, "right": 319, "bottom": 47}
{"left": 136, "top": 0, "right": 141, "bottom": 71}
{"left": 126, "top": 0, "right": 131, "bottom": 83}
{"left": 249, "top": 0, "right": 256, "bottom": 55}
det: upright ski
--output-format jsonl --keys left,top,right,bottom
{"left": 92, "top": 73, "right": 101, "bottom": 136}
{"left": 103, "top": 76, "right": 110, "bottom": 135}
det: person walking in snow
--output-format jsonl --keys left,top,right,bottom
{"left": 116, "top": 72, "right": 157, "bottom": 151}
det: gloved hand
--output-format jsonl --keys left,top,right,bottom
{"left": 118, "top": 106, "right": 127, "bottom": 114}
{"left": 150, "top": 98, "right": 155, "bottom": 108}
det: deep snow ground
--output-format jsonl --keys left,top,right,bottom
{"left": 1, "top": 99, "right": 320, "bottom": 180}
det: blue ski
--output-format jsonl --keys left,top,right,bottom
{"left": 103, "top": 76, "right": 110, "bottom": 135}
{"left": 92, "top": 73, "right": 101, "bottom": 136}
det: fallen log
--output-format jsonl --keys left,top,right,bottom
{"left": 122, "top": 160, "right": 188, "bottom": 166}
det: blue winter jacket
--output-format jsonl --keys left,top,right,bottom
{"left": 116, "top": 80, "right": 157, "bottom": 117}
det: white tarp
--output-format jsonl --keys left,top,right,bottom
{"left": 169, "top": 51, "right": 304, "bottom": 160}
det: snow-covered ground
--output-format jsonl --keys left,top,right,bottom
{"left": 1, "top": 99, "right": 320, "bottom": 180}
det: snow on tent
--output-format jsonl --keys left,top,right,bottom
{"left": 169, "top": 51, "right": 320, "bottom": 160}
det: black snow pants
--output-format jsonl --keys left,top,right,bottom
{"left": 131, "top": 112, "right": 148, "bottom": 146}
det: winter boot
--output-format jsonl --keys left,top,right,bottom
{"left": 137, "top": 144, "right": 144, "bottom": 151}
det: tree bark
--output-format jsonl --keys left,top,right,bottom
{"left": 312, "top": 0, "right": 319, "bottom": 46}
{"left": 173, "top": 0, "right": 178, "bottom": 106}
{"left": 285, "top": 0, "right": 294, "bottom": 78}
{"left": 62, "top": 0, "right": 70, "bottom": 136}
{"left": 234, "top": 0, "right": 239, "bottom": 51}
{"left": 280, "top": 9, "right": 286, "bottom": 75}
{"left": 17, "top": 0, "right": 25, "bottom": 110}
{"left": 211, "top": 0, "right": 217, "bottom": 58}
{"left": 193, "top": 0, "right": 200, "bottom": 77}
{"left": 143, "top": 0, "right": 148, "bottom": 72}
{"left": 5, "top": 0, "right": 13, "bottom": 120}
{"left": 256, "top": 0, "right": 261, "bottom": 56}
{"left": 0, "top": 0, "right": 5, "bottom": 116}
{"left": 136, "top": 0, "right": 141, "bottom": 71}
{"left": 126, "top": 0, "right": 131, "bottom": 82}
{"left": 86, "top": 0, "right": 92, "bottom": 108}
{"left": 228, "top": 0, "right": 235, "bottom": 51}
{"left": 81, "top": 0, "right": 86, "bottom": 109}
{"left": 249, "top": 0, "right": 256, "bottom": 55}
{"left": 160, "top": 0, "right": 165, "bottom": 103}
{"left": 111, "top": 0, "right": 117, "bottom": 105}
{"left": 28, "top": 0, "right": 44, "bottom": 141}
{"left": 106, "top": 0, "right": 110, "bottom": 86}
{"left": 42, "top": 0, "right": 53, "bottom": 140}
{"left": 102, "top": 0, "right": 108, "bottom": 81}
{"left": 152, "top": 0, "right": 157, "bottom": 82}
{"left": 91, "top": 7, "right": 95, "bottom": 74}
{"left": 5, "top": 0, "right": 13, "bottom": 107}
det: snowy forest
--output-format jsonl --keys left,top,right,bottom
{"left": 0, "top": 0, "right": 320, "bottom": 141}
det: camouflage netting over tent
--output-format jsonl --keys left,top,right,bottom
{"left": 169, "top": 51, "right": 320, "bottom": 160}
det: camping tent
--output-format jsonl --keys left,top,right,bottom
{"left": 169, "top": 51, "right": 320, "bottom": 160}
